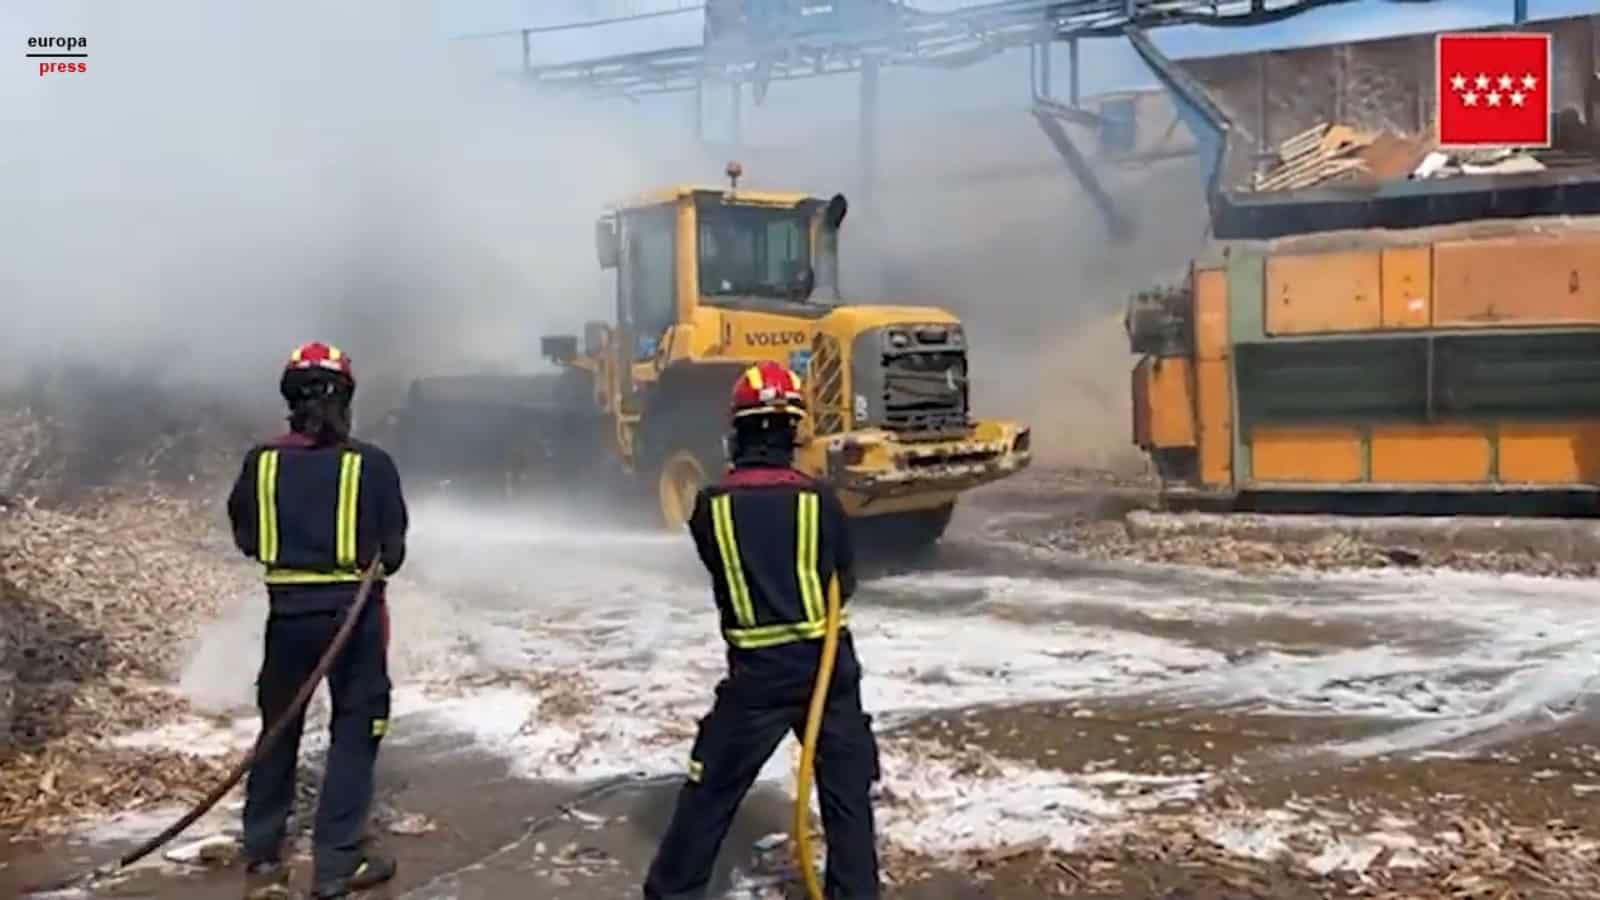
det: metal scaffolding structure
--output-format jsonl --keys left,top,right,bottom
{"left": 453, "top": 0, "right": 1536, "bottom": 238}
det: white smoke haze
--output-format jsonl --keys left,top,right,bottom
{"left": 1, "top": 0, "right": 1525, "bottom": 474}
{"left": 2, "top": 0, "right": 683, "bottom": 427}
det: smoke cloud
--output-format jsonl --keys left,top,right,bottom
{"left": 3, "top": 0, "right": 1482, "bottom": 483}
{"left": 2, "top": 1, "right": 682, "bottom": 428}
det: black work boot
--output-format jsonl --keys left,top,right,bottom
{"left": 311, "top": 853, "right": 397, "bottom": 898}
{"left": 243, "top": 859, "right": 292, "bottom": 899}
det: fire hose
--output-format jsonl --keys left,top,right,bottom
{"left": 792, "top": 574, "right": 843, "bottom": 900}
{"left": 22, "top": 560, "right": 384, "bottom": 898}
{"left": 25, "top": 561, "right": 843, "bottom": 898}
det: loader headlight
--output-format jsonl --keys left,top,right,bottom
{"left": 886, "top": 329, "right": 911, "bottom": 350}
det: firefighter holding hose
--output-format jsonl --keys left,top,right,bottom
{"left": 643, "top": 360, "right": 882, "bottom": 900}
{"left": 227, "top": 341, "right": 408, "bottom": 899}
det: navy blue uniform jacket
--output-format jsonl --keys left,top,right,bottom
{"left": 686, "top": 464, "right": 860, "bottom": 688}
{"left": 227, "top": 432, "right": 409, "bottom": 615}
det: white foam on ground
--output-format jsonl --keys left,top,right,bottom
{"left": 1198, "top": 810, "right": 1429, "bottom": 875}
{"left": 98, "top": 508, "right": 1600, "bottom": 865}
{"left": 873, "top": 748, "right": 1208, "bottom": 854}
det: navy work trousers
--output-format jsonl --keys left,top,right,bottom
{"left": 643, "top": 673, "right": 882, "bottom": 900}
{"left": 241, "top": 598, "right": 391, "bottom": 885}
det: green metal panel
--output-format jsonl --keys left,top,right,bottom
{"left": 1225, "top": 251, "right": 1266, "bottom": 345}
{"left": 1225, "top": 251, "right": 1264, "bottom": 484}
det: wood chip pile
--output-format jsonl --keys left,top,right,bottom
{"left": 0, "top": 368, "right": 257, "bottom": 505}
{"left": 0, "top": 487, "right": 255, "bottom": 838}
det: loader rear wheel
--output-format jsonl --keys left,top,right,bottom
{"left": 657, "top": 450, "right": 709, "bottom": 529}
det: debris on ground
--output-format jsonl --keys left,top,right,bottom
{"left": 163, "top": 833, "right": 240, "bottom": 867}
{"left": 385, "top": 811, "right": 438, "bottom": 837}
{"left": 978, "top": 474, "right": 1600, "bottom": 578}
{"left": 878, "top": 811, "right": 1600, "bottom": 898}
{"left": 0, "top": 742, "right": 239, "bottom": 839}
{"left": 0, "top": 487, "right": 255, "bottom": 837}
{"left": 1006, "top": 514, "right": 1600, "bottom": 578}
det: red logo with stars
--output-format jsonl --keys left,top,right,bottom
{"left": 1436, "top": 32, "right": 1551, "bottom": 149}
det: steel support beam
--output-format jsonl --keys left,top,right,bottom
{"left": 1124, "top": 26, "right": 1233, "bottom": 200}
{"left": 1068, "top": 37, "right": 1080, "bottom": 106}
{"left": 1032, "top": 107, "right": 1134, "bottom": 240}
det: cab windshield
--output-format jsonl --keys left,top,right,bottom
{"left": 696, "top": 201, "right": 814, "bottom": 301}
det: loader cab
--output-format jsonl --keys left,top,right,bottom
{"left": 594, "top": 181, "right": 849, "bottom": 363}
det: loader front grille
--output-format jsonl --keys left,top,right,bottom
{"left": 881, "top": 350, "right": 969, "bottom": 434}
{"left": 850, "top": 323, "right": 971, "bottom": 438}
{"left": 810, "top": 333, "right": 846, "bottom": 435}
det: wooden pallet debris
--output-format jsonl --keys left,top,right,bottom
{"left": 1249, "top": 122, "right": 1376, "bottom": 191}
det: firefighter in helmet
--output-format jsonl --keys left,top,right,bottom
{"left": 227, "top": 342, "right": 409, "bottom": 899}
{"left": 642, "top": 359, "right": 882, "bottom": 900}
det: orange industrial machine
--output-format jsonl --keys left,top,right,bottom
{"left": 1121, "top": 17, "right": 1600, "bottom": 513}
{"left": 1128, "top": 223, "right": 1600, "bottom": 511}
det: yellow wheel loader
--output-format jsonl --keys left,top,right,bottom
{"left": 384, "top": 165, "right": 1032, "bottom": 554}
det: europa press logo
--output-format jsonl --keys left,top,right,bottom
{"left": 1435, "top": 31, "right": 1552, "bottom": 148}
{"left": 26, "top": 34, "right": 88, "bottom": 77}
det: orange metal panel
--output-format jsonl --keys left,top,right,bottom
{"left": 1250, "top": 427, "right": 1363, "bottom": 482}
{"left": 1499, "top": 422, "right": 1600, "bottom": 483}
{"left": 1193, "top": 267, "right": 1229, "bottom": 360}
{"left": 1379, "top": 246, "right": 1431, "bottom": 329}
{"left": 1134, "top": 357, "right": 1197, "bottom": 449}
{"left": 1433, "top": 236, "right": 1600, "bottom": 326}
{"left": 1264, "top": 251, "right": 1382, "bottom": 335}
{"left": 1370, "top": 424, "right": 1491, "bottom": 482}
{"left": 1194, "top": 358, "right": 1232, "bottom": 486}
{"left": 1131, "top": 359, "right": 1153, "bottom": 449}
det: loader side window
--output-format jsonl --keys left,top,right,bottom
{"left": 623, "top": 209, "right": 677, "bottom": 361}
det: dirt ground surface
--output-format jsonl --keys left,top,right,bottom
{"left": 8, "top": 467, "right": 1600, "bottom": 899}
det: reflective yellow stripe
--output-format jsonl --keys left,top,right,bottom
{"left": 725, "top": 610, "right": 850, "bottom": 650}
{"left": 256, "top": 450, "right": 280, "bottom": 565}
{"left": 710, "top": 494, "right": 757, "bottom": 627}
{"left": 263, "top": 568, "right": 364, "bottom": 584}
{"left": 258, "top": 448, "right": 362, "bottom": 585}
{"left": 336, "top": 451, "right": 362, "bottom": 568}
{"left": 746, "top": 366, "right": 764, "bottom": 390}
{"left": 795, "top": 493, "right": 824, "bottom": 624}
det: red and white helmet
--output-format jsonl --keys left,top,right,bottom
{"left": 730, "top": 360, "right": 805, "bottom": 422}
{"left": 283, "top": 341, "right": 355, "bottom": 385}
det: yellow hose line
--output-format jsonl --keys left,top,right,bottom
{"left": 793, "top": 575, "right": 842, "bottom": 900}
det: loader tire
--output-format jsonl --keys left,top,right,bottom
{"left": 639, "top": 412, "right": 726, "bottom": 531}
